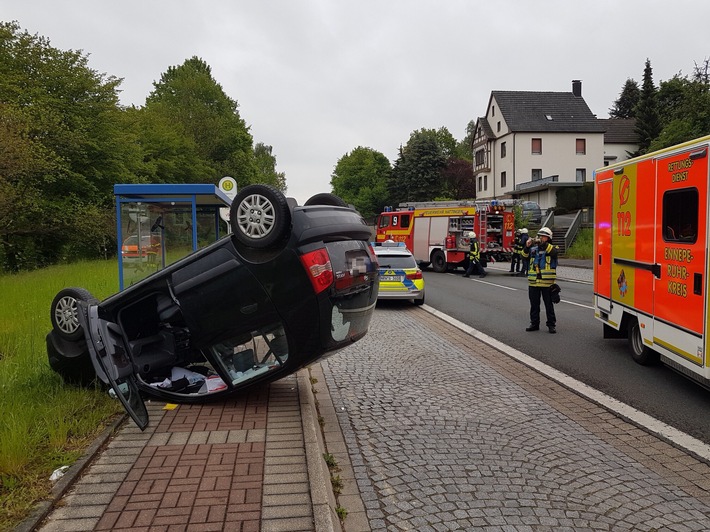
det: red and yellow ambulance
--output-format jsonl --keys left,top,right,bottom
{"left": 594, "top": 134, "right": 710, "bottom": 389}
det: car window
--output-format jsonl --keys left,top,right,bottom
{"left": 376, "top": 254, "right": 417, "bottom": 269}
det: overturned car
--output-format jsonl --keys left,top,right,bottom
{"left": 47, "top": 185, "right": 379, "bottom": 429}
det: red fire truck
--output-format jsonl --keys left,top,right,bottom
{"left": 594, "top": 134, "right": 710, "bottom": 389}
{"left": 375, "top": 200, "right": 516, "bottom": 272}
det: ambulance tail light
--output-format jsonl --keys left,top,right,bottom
{"left": 300, "top": 248, "right": 334, "bottom": 295}
{"left": 406, "top": 271, "right": 423, "bottom": 280}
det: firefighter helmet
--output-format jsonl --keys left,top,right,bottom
{"left": 467, "top": 231, "right": 476, "bottom": 238}
{"left": 537, "top": 227, "right": 553, "bottom": 239}
{"left": 521, "top": 228, "right": 528, "bottom": 234}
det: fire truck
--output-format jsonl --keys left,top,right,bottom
{"left": 593, "top": 134, "right": 710, "bottom": 389}
{"left": 375, "top": 200, "right": 516, "bottom": 272}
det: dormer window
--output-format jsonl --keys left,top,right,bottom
{"left": 545, "top": 114, "right": 553, "bottom": 121}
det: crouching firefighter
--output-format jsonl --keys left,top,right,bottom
{"left": 463, "top": 232, "right": 486, "bottom": 278}
{"left": 521, "top": 227, "right": 558, "bottom": 333}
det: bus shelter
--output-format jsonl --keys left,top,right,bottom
{"left": 114, "top": 184, "right": 232, "bottom": 290}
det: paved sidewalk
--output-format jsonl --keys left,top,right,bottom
{"left": 31, "top": 304, "right": 710, "bottom": 531}
{"left": 35, "top": 373, "right": 338, "bottom": 532}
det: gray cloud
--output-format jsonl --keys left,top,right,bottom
{"left": 3, "top": 0, "right": 708, "bottom": 203}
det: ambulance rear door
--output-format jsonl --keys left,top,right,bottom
{"left": 594, "top": 169, "right": 613, "bottom": 313}
{"left": 653, "top": 144, "right": 709, "bottom": 366}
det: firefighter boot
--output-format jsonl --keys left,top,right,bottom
{"left": 525, "top": 324, "right": 539, "bottom": 332}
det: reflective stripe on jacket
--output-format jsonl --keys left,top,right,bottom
{"left": 469, "top": 239, "right": 481, "bottom": 261}
{"left": 522, "top": 242, "right": 558, "bottom": 287}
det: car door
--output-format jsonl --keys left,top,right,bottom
{"left": 78, "top": 302, "right": 149, "bottom": 430}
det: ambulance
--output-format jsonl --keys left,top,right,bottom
{"left": 375, "top": 200, "right": 515, "bottom": 273}
{"left": 593, "top": 134, "right": 710, "bottom": 389}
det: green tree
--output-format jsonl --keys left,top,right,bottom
{"left": 609, "top": 78, "right": 640, "bottom": 118}
{"left": 633, "top": 59, "right": 662, "bottom": 154}
{"left": 331, "top": 147, "right": 391, "bottom": 220}
{"left": 254, "top": 143, "right": 286, "bottom": 191}
{"left": 144, "top": 57, "right": 257, "bottom": 186}
{"left": 453, "top": 120, "right": 475, "bottom": 161}
{"left": 388, "top": 130, "right": 448, "bottom": 205}
{"left": 0, "top": 22, "right": 138, "bottom": 270}
{"left": 649, "top": 67, "right": 710, "bottom": 151}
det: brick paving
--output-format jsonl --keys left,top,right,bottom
{"left": 35, "top": 303, "right": 710, "bottom": 531}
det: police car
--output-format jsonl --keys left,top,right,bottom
{"left": 372, "top": 241, "right": 425, "bottom": 305}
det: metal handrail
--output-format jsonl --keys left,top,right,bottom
{"left": 563, "top": 210, "right": 583, "bottom": 251}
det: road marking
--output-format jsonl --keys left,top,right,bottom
{"left": 562, "top": 299, "right": 594, "bottom": 310}
{"left": 421, "top": 305, "right": 710, "bottom": 463}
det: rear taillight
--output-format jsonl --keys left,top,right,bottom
{"left": 406, "top": 271, "right": 422, "bottom": 280}
{"left": 300, "top": 248, "right": 334, "bottom": 295}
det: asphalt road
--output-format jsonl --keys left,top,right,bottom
{"left": 422, "top": 262, "right": 710, "bottom": 444}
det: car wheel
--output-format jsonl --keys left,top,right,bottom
{"left": 304, "top": 193, "right": 348, "bottom": 207}
{"left": 628, "top": 320, "right": 660, "bottom": 365}
{"left": 50, "top": 287, "right": 98, "bottom": 341}
{"left": 230, "top": 184, "right": 291, "bottom": 249}
{"left": 431, "top": 250, "right": 447, "bottom": 273}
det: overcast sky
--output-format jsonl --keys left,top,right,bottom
{"left": 3, "top": 1, "right": 709, "bottom": 204}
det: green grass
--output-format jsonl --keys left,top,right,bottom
{"left": 0, "top": 260, "right": 123, "bottom": 531}
{"left": 564, "top": 228, "right": 593, "bottom": 259}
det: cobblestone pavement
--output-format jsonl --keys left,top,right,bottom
{"left": 318, "top": 306, "right": 710, "bottom": 531}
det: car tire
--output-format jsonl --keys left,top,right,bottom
{"left": 413, "top": 293, "right": 425, "bottom": 306}
{"left": 50, "top": 287, "right": 98, "bottom": 341}
{"left": 628, "top": 320, "right": 660, "bottom": 365}
{"left": 230, "top": 184, "right": 291, "bottom": 249}
{"left": 304, "top": 193, "right": 348, "bottom": 207}
{"left": 431, "top": 250, "right": 447, "bottom": 273}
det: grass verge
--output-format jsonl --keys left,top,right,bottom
{"left": 0, "top": 260, "right": 123, "bottom": 531}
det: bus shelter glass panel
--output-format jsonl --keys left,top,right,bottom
{"left": 120, "top": 202, "right": 225, "bottom": 288}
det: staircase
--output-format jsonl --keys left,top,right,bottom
{"left": 551, "top": 227, "right": 569, "bottom": 254}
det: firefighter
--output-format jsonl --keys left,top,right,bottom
{"left": 463, "top": 232, "right": 486, "bottom": 278}
{"left": 517, "top": 228, "right": 530, "bottom": 277}
{"left": 521, "top": 227, "right": 558, "bottom": 333}
{"left": 509, "top": 229, "right": 522, "bottom": 273}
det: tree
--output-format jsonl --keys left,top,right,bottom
{"left": 441, "top": 158, "right": 475, "bottom": 200}
{"left": 0, "top": 22, "right": 139, "bottom": 270}
{"left": 453, "top": 120, "right": 475, "bottom": 161}
{"left": 331, "top": 147, "right": 391, "bottom": 220}
{"left": 144, "top": 57, "right": 257, "bottom": 187}
{"left": 388, "top": 130, "right": 448, "bottom": 205}
{"left": 254, "top": 143, "right": 286, "bottom": 192}
{"left": 633, "top": 59, "right": 662, "bottom": 154}
{"left": 649, "top": 62, "right": 710, "bottom": 151}
{"left": 609, "top": 79, "right": 640, "bottom": 119}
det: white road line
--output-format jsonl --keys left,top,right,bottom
{"left": 422, "top": 305, "right": 710, "bottom": 463}
{"left": 562, "top": 299, "right": 594, "bottom": 309}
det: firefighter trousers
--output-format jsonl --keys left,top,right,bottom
{"left": 528, "top": 285, "right": 556, "bottom": 327}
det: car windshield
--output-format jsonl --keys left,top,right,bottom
{"left": 376, "top": 254, "right": 417, "bottom": 269}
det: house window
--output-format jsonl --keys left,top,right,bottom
{"left": 576, "top": 168, "right": 586, "bottom": 182}
{"left": 484, "top": 175, "right": 488, "bottom": 191}
{"left": 576, "top": 138, "right": 586, "bottom": 154}
{"left": 478, "top": 176, "right": 483, "bottom": 192}
{"left": 501, "top": 142, "right": 506, "bottom": 158}
{"left": 492, "top": 105, "right": 495, "bottom": 116}
{"left": 663, "top": 188, "right": 698, "bottom": 243}
{"left": 475, "top": 149, "right": 485, "bottom": 166}
{"left": 501, "top": 171, "right": 507, "bottom": 188}
{"left": 532, "top": 169, "right": 542, "bottom": 181}
{"left": 532, "top": 138, "right": 542, "bottom": 154}
{"left": 497, "top": 121, "right": 501, "bottom": 132}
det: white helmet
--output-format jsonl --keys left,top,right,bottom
{"left": 537, "top": 227, "right": 553, "bottom": 239}
{"left": 467, "top": 231, "right": 476, "bottom": 238}
{"left": 521, "top": 228, "right": 528, "bottom": 234}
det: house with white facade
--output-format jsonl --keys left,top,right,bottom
{"left": 472, "top": 80, "right": 607, "bottom": 211}
{"left": 599, "top": 118, "right": 638, "bottom": 166}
